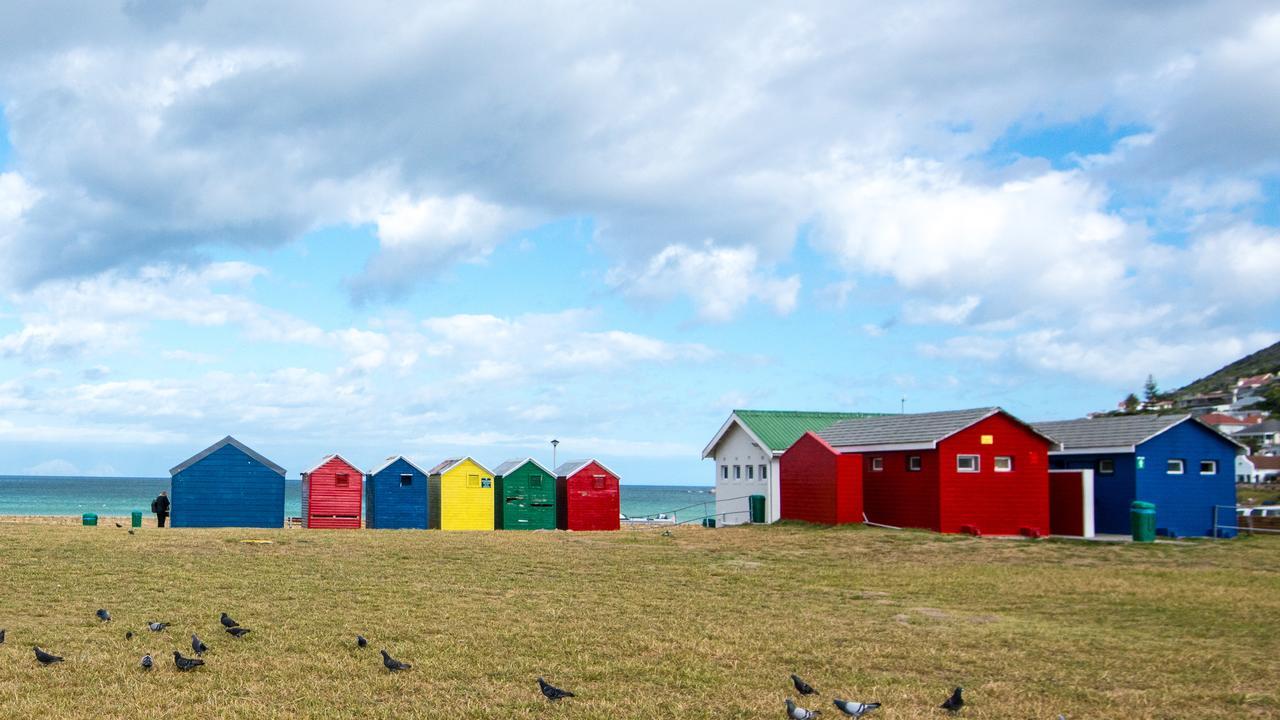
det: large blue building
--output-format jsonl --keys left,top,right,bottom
{"left": 1033, "top": 415, "right": 1243, "bottom": 537}
{"left": 169, "top": 436, "right": 287, "bottom": 528}
{"left": 364, "top": 456, "right": 429, "bottom": 529}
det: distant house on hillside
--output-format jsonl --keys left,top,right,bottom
{"left": 702, "top": 410, "right": 883, "bottom": 525}
{"left": 1033, "top": 415, "right": 1243, "bottom": 537}
{"left": 1235, "top": 420, "right": 1280, "bottom": 452}
{"left": 1234, "top": 373, "right": 1275, "bottom": 404}
{"left": 1175, "top": 391, "right": 1233, "bottom": 413}
{"left": 1246, "top": 455, "right": 1280, "bottom": 483}
{"left": 1197, "top": 413, "right": 1263, "bottom": 435}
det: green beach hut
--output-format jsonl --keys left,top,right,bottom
{"left": 493, "top": 458, "right": 557, "bottom": 530}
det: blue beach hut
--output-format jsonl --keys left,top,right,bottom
{"left": 365, "top": 456, "right": 430, "bottom": 529}
{"left": 168, "top": 436, "right": 287, "bottom": 528}
{"left": 1033, "top": 415, "right": 1244, "bottom": 537}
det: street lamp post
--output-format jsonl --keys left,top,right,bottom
{"left": 551, "top": 439, "right": 559, "bottom": 471}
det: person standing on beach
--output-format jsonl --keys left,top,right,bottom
{"left": 151, "top": 491, "right": 170, "bottom": 528}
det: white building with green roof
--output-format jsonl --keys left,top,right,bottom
{"left": 702, "top": 409, "right": 884, "bottom": 524}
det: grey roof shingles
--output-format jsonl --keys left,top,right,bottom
{"left": 816, "top": 407, "right": 1001, "bottom": 448}
{"left": 1031, "top": 414, "right": 1190, "bottom": 451}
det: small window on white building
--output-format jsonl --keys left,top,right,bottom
{"left": 721, "top": 465, "right": 729, "bottom": 480}
{"left": 994, "top": 456, "right": 1013, "bottom": 472}
{"left": 957, "top": 455, "right": 980, "bottom": 473}
{"left": 746, "top": 464, "right": 755, "bottom": 480}
{"left": 1199, "top": 460, "right": 1217, "bottom": 475}
{"left": 734, "top": 465, "right": 741, "bottom": 479}
{"left": 759, "top": 464, "right": 768, "bottom": 479}
{"left": 908, "top": 456, "right": 922, "bottom": 471}
{"left": 871, "top": 457, "right": 883, "bottom": 472}
{"left": 1167, "top": 459, "right": 1184, "bottom": 475}
{"left": 1098, "top": 459, "right": 1114, "bottom": 475}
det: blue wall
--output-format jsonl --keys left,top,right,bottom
{"left": 365, "top": 458, "right": 428, "bottom": 529}
{"left": 171, "top": 444, "right": 285, "bottom": 528}
{"left": 1134, "top": 420, "right": 1237, "bottom": 538}
{"left": 1050, "top": 421, "right": 1238, "bottom": 537}
{"left": 1049, "top": 453, "right": 1136, "bottom": 535}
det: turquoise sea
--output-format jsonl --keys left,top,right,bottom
{"left": 0, "top": 476, "right": 716, "bottom": 523}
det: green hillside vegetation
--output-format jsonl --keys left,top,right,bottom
{"left": 1175, "top": 340, "right": 1280, "bottom": 397}
{"left": 1, "top": 522, "right": 1278, "bottom": 719}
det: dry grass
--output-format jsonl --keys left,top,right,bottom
{"left": 1239, "top": 484, "right": 1280, "bottom": 506}
{"left": 1, "top": 522, "right": 1278, "bottom": 719}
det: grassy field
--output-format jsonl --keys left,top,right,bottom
{"left": 1239, "top": 483, "right": 1280, "bottom": 506}
{"left": 1, "top": 522, "right": 1278, "bottom": 719}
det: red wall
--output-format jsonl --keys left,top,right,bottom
{"left": 302, "top": 456, "right": 363, "bottom": 529}
{"left": 780, "top": 432, "right": 863, "bottom": 525}
{"left": 557, "top": 461, "right": 620, "bottom": 531}
{"left": 936, "top": 413, "right": 1050, "bottom": 535}
{"left": 860, "top": 450, "right": 941, "bottom": 531}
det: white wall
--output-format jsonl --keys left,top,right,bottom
{"left": 711, "top": 422, "right": 773, "bottom": 525}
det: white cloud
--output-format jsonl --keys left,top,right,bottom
{"left": 24, "top": 459, "right": 80, "bottom": 476}
{"left": 608, "top": 242, "right": 800, "bottom": 322}
{"left": 1188, "top": 224, "right": 1280, "bottom": 305}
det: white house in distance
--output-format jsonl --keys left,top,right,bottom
{"left": 702, "top": 409, "right": 883, "bottom": 524}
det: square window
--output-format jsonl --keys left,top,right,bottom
{"left": 734, "top": 465, "right": 741, "bottom": 479}
{"left": 467, "top": 474, "right": 481, "bottom": 488}
{"left": 1098, "top": 459, "right": 1115, "bottom": 475}
{"left": 336, "top": 473, "right": 349, "bottom": 487}
{"left": 399, "top": 474, "right": 413, "bottom": 487}
{"left": 871, "top": 457, "right": 883, "bottom": 472}
{"left": 759, "top": 464, "right": 768, "bottom": 479}
{"left": 593, "top": 475, "right": 606, "bottom": 490}
{"left": 957, "top": 455, "right": 980, "bottom": 472}
{"left": 721, "top": 465, "right": 729, "bottom": 480}
{"left": 994, "top": 456, "right": 1013, "bottom": 472}
{"left": 908, "top": 456, "right": 922, "bottom": 471}
{"left": 529, "top": 475, "right": 543, "bottom": 488}
{"left": 1199, "top": 460, "right": 1217, "bottom": 475}
{"left": 746, "top": 465, "right": 755, "bottom": 480}
{"left": 1167, "top": 459, "right": 1184, "bottom": 475}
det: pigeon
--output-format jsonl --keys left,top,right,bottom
{"left": 225, "top": 627, "right": 251, "bottom": 638}
{"left": 833, "top": 699, "right": 880, "bottom": 718}
{"left": 147, "top": 622, "right": 168, "bottom": 632}
{"left": 792, "top": 674, "right": 819, "bottom": 695}
{"left": 940, "top": 687, "right": 964, "bottom": 713}
{"left": 220, "top": 613, "right": 239, "bottom": 628}
{"left": 140, "top": 654, "right": 152, "bottom": 670}
{"left": 0, "top": 628, "right": 6, "bottom": 644}
{"left": 381, "top": 649, "right": 411, "bottom": 672}
{"left": 173, "top": 651, "right": 204, "bottom": 671}
{"left": 96, "top": 608, "right": 111, "bottom": 622}
{"left": 356, "top": 635, "right": 368, "bottom": 648}
{"left": 33, "top": 646, "right": 63, "bottom": 665}
{"left": 114, "top": 522, "right": 122, "bottom": 528}
{"left": 191, "top": 634, "right": 208, "bottom": 656}
{"left": 125, "top": 631, "right": 133, "bottom": 640}
{"left": 786, "top": 698, "right": 821, "bottom": 719}
{"left": 538, "top": 677, "right": 575, "bottom": 700}
{"left": 128, "top": 530, "right": 135, "bottom": 535}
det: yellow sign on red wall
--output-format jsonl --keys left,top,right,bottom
{"left": 980, "top": 435, "right": 994, "bottom": 445}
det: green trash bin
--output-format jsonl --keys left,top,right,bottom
{"left": 82, "top": 513, "right": 98, "bottom": 526}
{"left": 701, "top": 517, "right": 717, "bottom": 529}
{"left": 131, "top": 510, "right": 143, "bottom": 528}
{"left": 1130, "top": 501, "right": 1156, "bottom": 543}
{"left": 749, "top": 494, "right": 766, "bottom": 524}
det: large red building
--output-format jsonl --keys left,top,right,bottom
{"left": 780, "top": 407, "right": 1058, "bottom": 535}
{"left": 301, "top": 454, "right": 364, "bottom": 529}
{"left": 555, "top": 459, "right": 621, "bottom": 531}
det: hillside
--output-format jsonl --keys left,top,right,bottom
{"left": 1175, "top": 340, "right": 1280, "bottom": 397}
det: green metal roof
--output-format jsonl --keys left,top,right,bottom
{"left": 733, "top": 409, "right": 886, "bottom": 452}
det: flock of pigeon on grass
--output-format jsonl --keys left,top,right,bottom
{"left": 785, "top": 673, "right": 964, "bottom": 717}
{"left": 4, "top": 611, "right": 1040, "bottom": 716}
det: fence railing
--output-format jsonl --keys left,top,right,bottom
{"left": 1214, "top": 505, "right": 1280, "bottom": 536}
{"left": 622, "top": 493, "right": 759, "bottom": 527}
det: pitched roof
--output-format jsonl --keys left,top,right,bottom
{"left": 1197, "top": 412, "right": 1257, "bottom": 426}
{"left": 426, "top": 457, "right": 491, "bottom": 476}
{"left": 1249, "top": 455, "right": 1280, "bottom": 470}
{"left": 555, "top": 458, "right": 619, "bottom": 478}
{"left": 1235, "top": 419, "right": 1280, "bottom": 437}
{"left": 702, "top": 409, "right": 886, "bottom": 457}
{"left": 493, "top": 457, "right": 554, "bottom": 478}
{"left": 368, "top": 455, "right": 430, "bottom": 477}
{"left": 169, "top": 435, "right": 286, "bottom": 477}
{"left": 816, "top": 407, "right": 1020, "bottom": 449}
{"left": 1032, "top": 414, "right": 1246, "bottom": 452}
{"left": 300, "top": 453, "right": 361, "bottom": 476}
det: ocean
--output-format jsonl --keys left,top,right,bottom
{"left": 0, "top": 475, "right": 716, "bottom": 523}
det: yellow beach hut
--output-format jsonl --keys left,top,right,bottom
{"left": 427, "top": 457, "right": 495, "bottom": 530}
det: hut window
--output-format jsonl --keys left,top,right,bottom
{"left": 529, "top": 475, "right": 542, "bottom": 488}
{"left": 908, "top": 456, "right": 922, "bottom": 471}
{"left": 1199, "top": 460, "right": 1217, "bottom": 475}
{"left": 400, "top": 474, "right": 413, "bottom": 487}
{"left": 336, "top": 474, "right": 350, "bottom": 487}
{"left": 467, "top": 474, "right": 481, "bottom": 488}
{"left": 759, "top": 464, "right": 768, "bottom": 479}
{"left": 592, "top": 475, "right": 606, "bottom": 490}
{"left": 1098, "top": 459, "right": 1115, "bottom": 475}
{"left": 1167, "top": 459, "right": 1184, "bottom": 475}
{"left": 956, "top": 455, "right": 980, "bottom": 473}
{"left": 746, "top": 464, "right": 754, "bottom": 479}
{"left": 871, "top": 457, "right": 883, "bottom": 472}
{"left": 994, "top": 456, "right": 1013, "bottom": 472}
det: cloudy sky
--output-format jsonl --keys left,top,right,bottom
{"left": 1, "top": 1, "right": 1278, "bottom": 483}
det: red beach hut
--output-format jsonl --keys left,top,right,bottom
{"left": 301, "top": 454, "right": 363, "bottom": 529}
{"left": 555, "top": 459, "right": 621, "bottom": 531}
